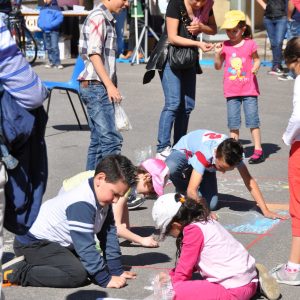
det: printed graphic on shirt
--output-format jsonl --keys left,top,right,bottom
{"left": 227, "top": 53, "right": 247, "bottom": 81}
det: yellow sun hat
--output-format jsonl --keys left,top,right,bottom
{"left": 221, "top": 10, "right": 246, "bottom": 30}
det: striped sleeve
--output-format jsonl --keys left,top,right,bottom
{"left": 0, "top": 19, "right": 48, "bottom": 109}
{"left": 66, "top": 201, "right": 111, "bottom": 287}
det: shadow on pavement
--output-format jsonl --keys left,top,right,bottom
{"left": 244, "top": 143, "right": 281, "bottom": 158}
{"left": 217, "top": 193, "right": 257, "bottom": 212}
{"left": 53, "top": 124, "right": 90, "bottom": 131}
{"left": 65, "top": 290, "right": 107, "bottom": 300}
{"left": 122, "top": 252, "right": 171, "bottom": 266}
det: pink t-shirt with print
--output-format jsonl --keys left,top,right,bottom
{"left": 221, "top": 39, "right": 260, "bottom": 98}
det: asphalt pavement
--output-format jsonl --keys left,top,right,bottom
{"left": 2, "top": 58, "right": 297, "bottom": 300}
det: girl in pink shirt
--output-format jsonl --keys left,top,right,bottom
{"left": 152, "top": 193, "right": 280, "bottom": 300}
{"left": 214, "top": 10, "right": 264, "bottom": 164}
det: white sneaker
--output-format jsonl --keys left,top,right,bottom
{"left": 56, "top": 65, "right": 64, "bottom": 69}
{"left": 44, "top": 63, "right": 54, "bottom": 68}
{"left": 156, "top": 146, "right": 172, "bottom": 161}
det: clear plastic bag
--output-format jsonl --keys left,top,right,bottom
{"left": 144, "top": 273, "right": 174, "bottom": 300}
{"left": 114, "top": 103, "right": 132, "bottom": 132}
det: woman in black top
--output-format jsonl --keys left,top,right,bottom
{"left": 156, "top": 0, "right": 216, "bottom": 161}
{"left": 257, "top": 0, "right": 288, "bottom": 75}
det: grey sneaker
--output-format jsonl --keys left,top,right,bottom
{"left": 268, "top": 67, "right": 284, "bottom": 76}
{"left": 56, "top": 64, "right": 64, "bottom": 69}
{"left": 256, "top": 263, "right": 281, "bottom": 300}
{"left": 278, "top": 74, "right": 294, "bottom": 81}
{"left": 156, "top": 146, "right": 172, "bottom": 161}
{"left": 270, "top": 263, "right": 300, "bottom": 286}
{"left": 127, "top": 188, "right": 146, "bottom": 210}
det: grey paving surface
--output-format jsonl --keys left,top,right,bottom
{"left": 2, "top": 57, "right": 298, "bottom": 299}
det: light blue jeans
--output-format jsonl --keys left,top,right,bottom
{"left": 79, "top": 83, "right": 123, "bottom": 170}
{"left": 165, "top": 150, "right": 219, "bottom": 210}
{"left": 157, "top": 62, "right": 196, "bottom": 152}
{"left": 44, "top": 31, "right": 61, "bottom": 66}
{"left": 226, "top": 96, "right": 260, "bottom": 129}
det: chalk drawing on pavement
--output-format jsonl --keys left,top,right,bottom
{"left": 217, "top": 211, "right": 289, "bottom": 234}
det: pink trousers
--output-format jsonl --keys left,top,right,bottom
{"left": 173, "top": 280, "right": 258, "bottom": 300}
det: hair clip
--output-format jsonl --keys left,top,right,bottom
{"left": 179, "top": 196, "right": 185, "bottom": 204}
{"left": 175, "top": 193, "right": 185, "bottom": 203}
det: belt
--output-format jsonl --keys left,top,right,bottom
{"left": 80, "top": 80, "right": 103, "bottom": 88}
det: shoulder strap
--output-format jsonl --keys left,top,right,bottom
{"left": 178, "top": 1, "right": 195, "bottom": 39}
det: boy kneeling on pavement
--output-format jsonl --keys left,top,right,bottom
{"left": 3, "top": 155, "right": 137, "bottom": 288}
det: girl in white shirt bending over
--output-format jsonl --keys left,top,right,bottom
{"left": 152, "top": 193, "right": 280, "bottom": 300}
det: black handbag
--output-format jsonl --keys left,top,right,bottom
{"left": 168, "top": 44, "right": 198, "bottom": 70}
{"left": 168, "top": 2, "right": 200, "bottom": 71}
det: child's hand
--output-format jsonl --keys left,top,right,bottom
{"left": 158, "top": 272, "right": 170, "bottom": 284}
{"left": 214, "top": 42, "right": 223, "bottom": 54}
{"left": 251, "top": 67, "right": 259, "bottom": 75}
{"left": 121, "top": 271, "right": 137, "bottom": 279}
{"left": 106, "top": 276, "right": 126, "bottom": 288}
{"left": 106, "top": 84, "right": 122, "bottom": 103}
{"left": 141, "top": 235, "right": 159, "bottom": 248}
{"left": 198, "top": 42, "right": 215, "bottom": 52}
{"left": 263, "top": 209, "right": 289, "bottom": 220}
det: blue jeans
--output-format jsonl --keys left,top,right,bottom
{"left": 79, "top": 83, "right": 123, "bottom": 170}
{"left": 165, "top": 150, "right": 219, "bottom": 210}
{"left": 263, "top": 16, "right": 287, "bottom": 69}
{"left": 286, "top": 20, "right": 300, "bottom": 78}
{"left": 157, "top": 62, "right": 196, "bottom": 152}
{"left": 115, "top": 9, "right": 127, "bottom": 56}
{"left": 44, "top": 31, "right": 61, "bottom": 66}
{"left": 226, "top": 96, "right": 260, "bottom": 129}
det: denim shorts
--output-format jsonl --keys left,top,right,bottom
{"left": 226, "top": 96, "right": 260, "bottom": 129}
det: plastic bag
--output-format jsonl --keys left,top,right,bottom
{"left": 144, "top": 273, "right": 174, "bottom": 300}
{"left": 114, "top": 103, "right": 132, "bottom": 131}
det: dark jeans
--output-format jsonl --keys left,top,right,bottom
{"left": 60, "top": 6, "right": 79, "bottom": 56}
{"left": 263, "top": 16, "right": 287, "bottom": 69}
{"left": 157, "top": 63, "right": 196, "bottom": 152}
{"left": 13, "top": 239, "right": 88, "bottom": 288}
{"left": 165, "top": 150, "right": 219, "bottom": 210}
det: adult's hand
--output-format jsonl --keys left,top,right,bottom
{"left": 198, "top": 42, "right": 215, "bottom": 52}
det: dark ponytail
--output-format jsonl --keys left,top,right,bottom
{"left": 237, "top": 21, "right": 253, "bottom": 39}
{"left": 165, "top": 194, "right": 209, "bottom": 261}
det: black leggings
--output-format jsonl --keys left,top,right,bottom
{"left": 13, "top": 239, "right": 88, "bottom": 288}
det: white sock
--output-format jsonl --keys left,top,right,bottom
{"left": 287, "top": 261, "right": 300, "bottom": 272}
